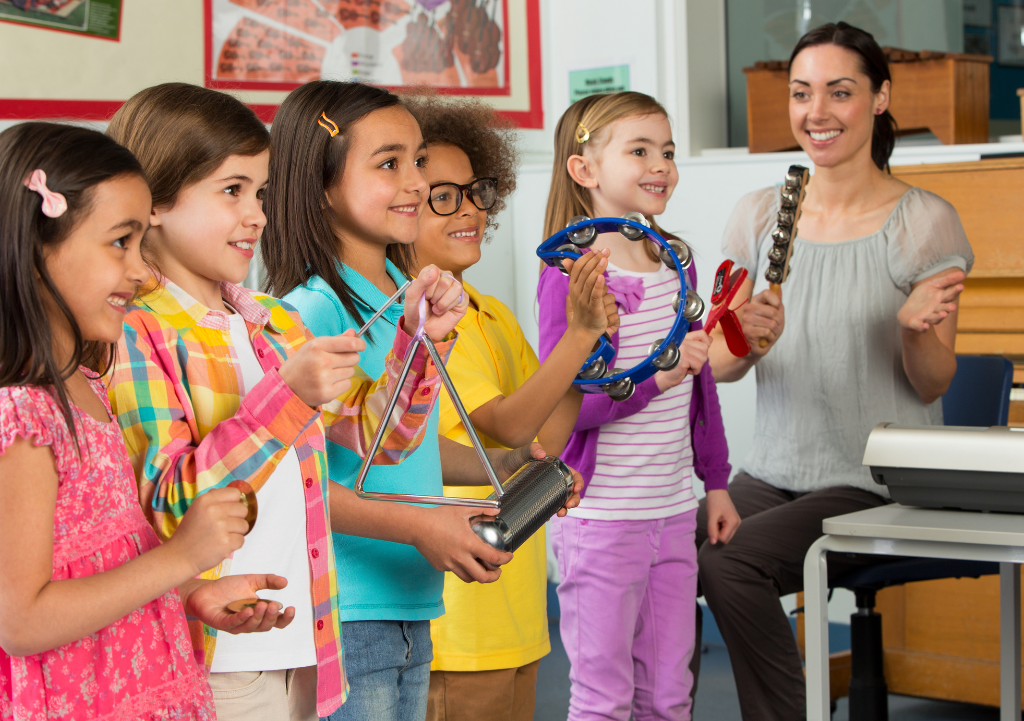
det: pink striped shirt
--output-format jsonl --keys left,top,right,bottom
{"left": 572, "top": 264, "right": 697, "bottom": 521}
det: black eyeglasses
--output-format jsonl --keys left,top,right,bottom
{"left": 427, "top": 177, "right": 498, "bottom": 216}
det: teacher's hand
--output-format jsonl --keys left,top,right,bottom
{"left": 739, "top": 288, "right": 785, "bottom": 356}
{"left": 897, "top": 270, "right": 965, "bottom": 333}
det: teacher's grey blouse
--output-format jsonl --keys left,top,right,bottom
{"left": 723, "top": 186, "right": 974, "bottom": 496}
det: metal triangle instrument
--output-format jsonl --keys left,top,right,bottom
{"left": 352, "top": 284, "right": 575, "bottom": 552}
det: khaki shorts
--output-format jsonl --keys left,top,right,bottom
{"left": 209, "top": 667, "right": 317, "bottom": 721}
{"left": 426, "top": 659, "right": 540, "bottom": 721}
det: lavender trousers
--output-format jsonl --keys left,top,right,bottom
{"left": 551, "top": 509, "right": 699, "bottom": 721}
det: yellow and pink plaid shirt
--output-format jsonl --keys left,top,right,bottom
{"left": 107, "top": 278, "right": 452, "bottom": 717}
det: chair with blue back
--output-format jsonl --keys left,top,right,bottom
{"left": 828, "top": 355, "right": 1013, "bottom": 721}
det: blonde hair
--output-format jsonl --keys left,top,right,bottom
{"left": 543, "top": 92, "right": 675, "bottom": 258}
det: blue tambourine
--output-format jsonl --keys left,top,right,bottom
{"left": 537, "top": 213, "right": 706, "bottom": 402}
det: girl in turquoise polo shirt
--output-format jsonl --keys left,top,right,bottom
{"left": 259, "top": 81, "right": 578, "bottom": 721}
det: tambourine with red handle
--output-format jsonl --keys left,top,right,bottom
{"left": 704, "top": 260, "right": 751, "bottom": 357}
{"left": 537, "top": 213, "right": 706, "bottom": 402}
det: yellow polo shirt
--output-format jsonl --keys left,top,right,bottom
{"left": 430, "top": 282, "right": 550, "bottom": 671}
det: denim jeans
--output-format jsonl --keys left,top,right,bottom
{"left": 322, "top": 620, "right": 432, "bottom": 721}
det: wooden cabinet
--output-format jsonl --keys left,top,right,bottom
{"left": 874, "top": 578, "right": 1024, "bottom": 707}
{"left": 800, "top": 578, "right": 1024, "bottom": 708}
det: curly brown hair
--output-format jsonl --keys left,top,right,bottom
{"left": 402, "top": 92, "right": 519, "bottom": 234}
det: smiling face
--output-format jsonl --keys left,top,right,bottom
{"left": 325, "top": 105, "right": 429, "bottom": 254}
{"left": 579, "top": 112, "right": 678, "bottom": 219}
{"left": 44, "top": 174, "right": 151, "bottom": 347}
{"left": 789, "top": 43, "right": 888, "bottom": 168}
{"left": 146, "top": 151, "right": 269, "bottom": 306}
{"left": 414, "top": 143, "right": 485, "bottom": 278}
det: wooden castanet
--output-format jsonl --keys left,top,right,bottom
{"left": 705, "top": 259, "right": 751, "bottom": 357}
{"left": 227, "top": 479, "right": 257, "bottom": 535}
{"left": 223, "top": 480, "right": 259, "bottom": 613}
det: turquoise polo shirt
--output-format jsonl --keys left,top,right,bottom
{"left": 284, "top": 260, "right": 444, "bottom": 622}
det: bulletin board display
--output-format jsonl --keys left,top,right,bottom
{"left": 0, "top": 0, "right": 121, "bottom": 41}
{"left": 205, "top": 0, "right": 542, "bottom": 127}
{"left": 0, "top": 0, "right": 541, "bottom": 129}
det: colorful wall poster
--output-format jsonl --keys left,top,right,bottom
{"left": 208, "top": 0, "right": 506, "bottom": 92}
{"left": 0, "top": 2, "right": 539, "bottom": 129}
{"left": 0, "top": 0, "right": 121, "bottom": 41}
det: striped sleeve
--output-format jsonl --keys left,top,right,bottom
{"left": 108, "top": 313, "right": 319, "bottom": 540}
{"left": 321, "top": 323, "right": 455, "bottom": 464}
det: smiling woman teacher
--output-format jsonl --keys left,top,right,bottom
{"left": 692, "top": 22, "right": 974, "bottom": 721}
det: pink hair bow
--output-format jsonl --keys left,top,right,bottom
{"left": 606, "top": 273, "right": 645, "bottom": 314}
{"left": 24, "top": 169, "right": 67, "bottom": 219}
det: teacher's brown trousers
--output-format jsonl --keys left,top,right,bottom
{"left": 691, "top": 473, "right": 889, "bottom": 721}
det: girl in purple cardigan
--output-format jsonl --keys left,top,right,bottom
{"left": 537, "top": 92, "right": 738, "bottom": 721}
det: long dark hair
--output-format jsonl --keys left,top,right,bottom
{"left": 0, "top": 122, "right": 144, "bottom": 444}
{"left": 261, "top": 81, "right": 414, "bottom": 340}
{"left": 790, "top": 22, "right": 898, "bottom": 171}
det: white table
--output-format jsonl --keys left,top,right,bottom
{"left": 804, "top": 504, "right": 1024, "bottom": 721}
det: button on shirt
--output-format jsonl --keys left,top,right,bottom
{"left": 284, "top": 261, "right": 448, "bottom": 623}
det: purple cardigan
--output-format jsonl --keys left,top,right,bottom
{"left": 537, "top": 263, "right": 731, "bottom": 497}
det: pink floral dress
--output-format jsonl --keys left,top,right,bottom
{"left": 0, "top": 372, "right": 215, "bottom": 721}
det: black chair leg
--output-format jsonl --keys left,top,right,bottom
{"left": 848, "top": 588, "right": 888, "bottom": 721}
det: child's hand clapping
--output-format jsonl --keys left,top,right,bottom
{"left": 562, "top": 249, "right": 619, "bottom": 338}
{"left": 402, "top": 264, "right": 468, "bottom": 341}
{"left": 655, "top": 330, "right": 712, "bottom": 392}
{"left": 164, "top": 487, "right": 251, "bottom": 576}
{"left": 278, "top": 330, "right": 367, "bottom": 408}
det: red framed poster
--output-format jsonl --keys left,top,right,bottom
{"left": 0, "top": 0, "right": 541, "bottom": 129}
{"left": 204, "top": 0, "right": 542, "bottom": 127}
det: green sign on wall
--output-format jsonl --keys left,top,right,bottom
{"left": 0, "top": 0, "right": 121, "bottom": 42}
{"left": 569, "top": 65, "right": 631, "bottom": 103}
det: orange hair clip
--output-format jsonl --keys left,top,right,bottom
{"left": 318, "top": 112, "right": 339, "bottom": 137}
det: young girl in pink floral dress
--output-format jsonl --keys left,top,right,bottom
{"left": 0, "top": 123, "right": 295, "bottom": 721}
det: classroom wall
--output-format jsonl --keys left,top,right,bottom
{"left": 0, "top": 3, "right": 204, "bottom": 102}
